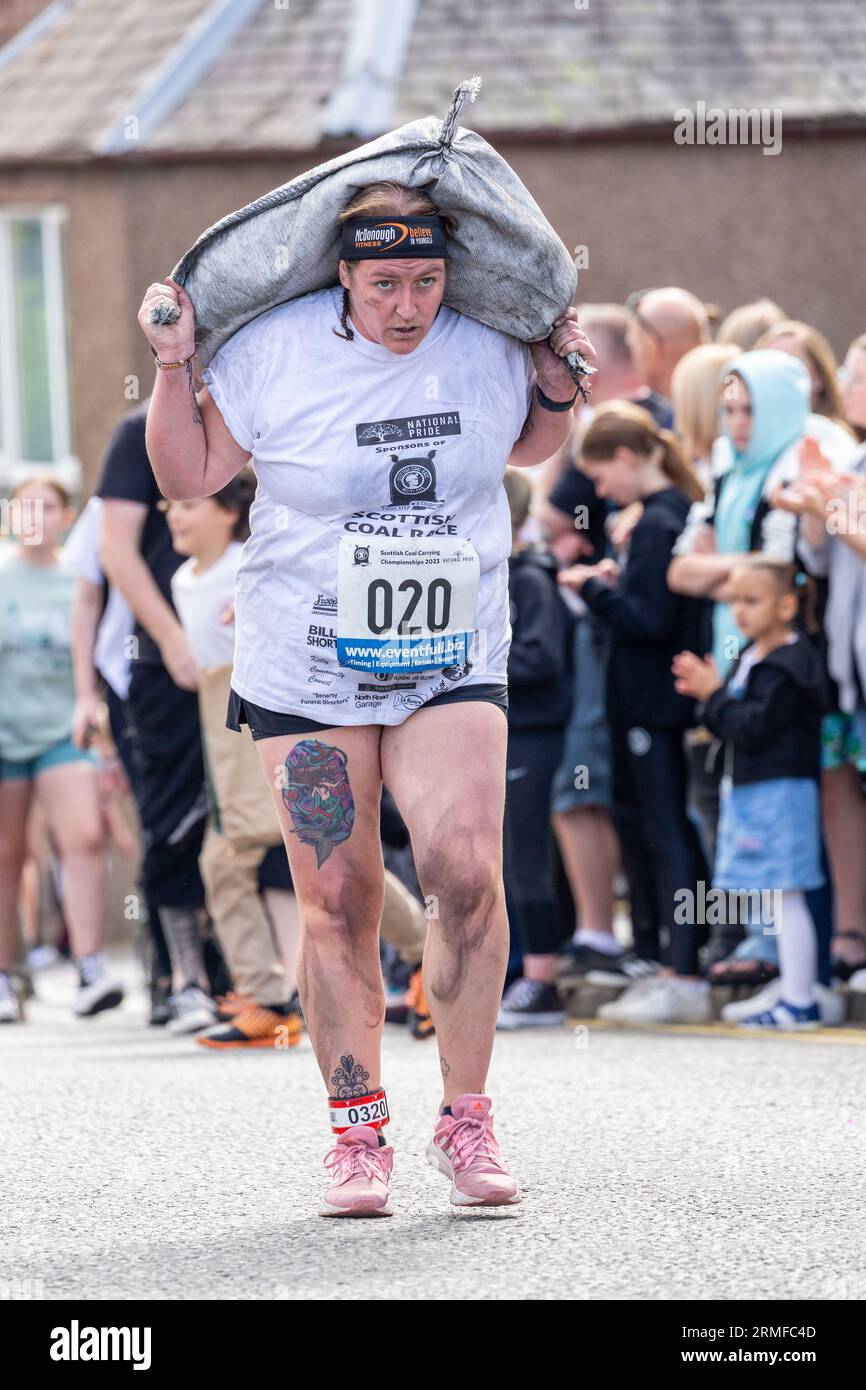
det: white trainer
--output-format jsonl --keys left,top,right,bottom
{"left": 722, "top": 979, "right": 844, "bottom": 1025}
{"left": 598, "top": 975, "right": 712, "bottom": 1025}
{"left": 0, "top": 973, "right": 22, "bottom": 1024}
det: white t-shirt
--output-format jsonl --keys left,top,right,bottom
{"left": 61, "top": 496, "right": 134, "bottom": 700}
{"left": 202, "top": 286, "right": 534, "bottom": 725}
{"left": 171, "top": 541, "right": 242, "bottom": 670}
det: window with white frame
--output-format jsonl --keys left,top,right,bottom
{"left": 0, "top": 205, "right": 77, "bottom": 486}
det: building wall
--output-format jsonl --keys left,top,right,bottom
{"left": 507, "top": 129, "right": 864, "bottom": 354}
{"left": 0, "top": 127, "right": 862, "bottom": 495}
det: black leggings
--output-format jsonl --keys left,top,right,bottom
{"left": 503, "top": 728, "right": 565, "bottom": 956}
{"left": 127, "top": 663, "right": 207, "bottom": 910}
{"left": 106, "top": 686, "right": 171, "bottom": 980}
{"left": 611, "top": 723, "right": 709, "bottom": 976}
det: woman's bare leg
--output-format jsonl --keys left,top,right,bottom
{"left": 254, "top": 726, "right": 385, "bottom": 1094}
{"left": 0, "top": 778, "right": 33, "bottom": 971}
{"left": 35, "top": 763, "right": 107, "bottom": 959}
{"left": 552, "top": 806, "right": 619, "bottom": 937}
{"left": 381, "top": 702, "right": 509, "bottom": 1106}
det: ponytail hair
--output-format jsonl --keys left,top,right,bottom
{"left": 579, "top": 401, "right": 704, "bottom": 502}
{"left": 733, "top": 554, "right": 819, "bottom": 635}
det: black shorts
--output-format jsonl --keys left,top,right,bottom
{"left": 257, "top": 842, "right": 294, "bottom": 891}
{"left": 226, "top": 684, "right": 509, "bottom": 741}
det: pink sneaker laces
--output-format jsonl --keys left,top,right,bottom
{"left": 446, "top": 1114, "right": 505, "bottom": 1173}
{"left": 323, "top": 1140, "right": 388, "bottom": 1184}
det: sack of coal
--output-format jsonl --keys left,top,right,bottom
{"left": 164, "top": 77, "right": 578, "bottom": 371}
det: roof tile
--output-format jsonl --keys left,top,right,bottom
{"left": 0, "top": 0, "right": 863, "bottom": 159}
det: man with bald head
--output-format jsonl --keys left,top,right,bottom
{"left": 626, "top": 287, "right": 711, "bottom": 404}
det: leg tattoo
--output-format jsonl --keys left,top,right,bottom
{"left": 282, "top": 739, "right": 355, "bottom": 868}
{"left": 330, "top": 1054, "right": 371, "bottom": 1098}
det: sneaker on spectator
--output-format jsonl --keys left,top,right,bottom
{"left": 737, "top": 999, "right": 820, "bottom": 1031}
{"left": 214, "top": 990, "right": 255, "bottom": 1022}
{"left": 847, "top": 969, "right": 866, "bottom": 994}
{"left": 197, "top": 1002, "right": 302, "bottom": 1050}
{"left": 722, "top": 979, "right": 843, "bottom": 1025}
{"left": 721, "top": 977, "right": 782, "bottom": 1022}
{"left": 598, "top": 975, "right": 711, "bottom": 1025}
{"left": 585, "top": 951, "right": 663, "bottom": 989}
{"left": 166, "top": 984, "right": 217, "bottom": 1035}
{"left": 814, "top": 983, "right": 845, "bottom": 1024}
{"left": 73, "top": 952, "right": 124, "bottom": 1018}
{"left": 497, "top": 978, "right": 565, "bottom": 1030}
{"left": 27, "top": 944, "right": 60, "bottom": 973}
{"left": 557, "top": 942, "right": 625, "bottom": 981}
{"left": 0, "top": 972, "right": 23, "bottom": 1024}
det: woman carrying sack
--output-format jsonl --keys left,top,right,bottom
{"left": 139, "top": 181, "right": 595, "bottom": 1216}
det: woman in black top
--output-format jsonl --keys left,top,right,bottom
{"left": 558, "top": 402, "right": 711, "bottom": 1025}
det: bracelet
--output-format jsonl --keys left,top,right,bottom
{"left": 151, "top": 345, "right": 196, "bottom": 371}
{"left": 535, "top": 382, "right": 579, "bottom": 412}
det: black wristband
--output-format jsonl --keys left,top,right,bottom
{"left": 535, "top": 382, "right": 578, "bottom": 412}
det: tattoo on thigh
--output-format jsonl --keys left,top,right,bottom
{"left": 330, "top": 1054, "right": 371, "bottom": 1098}
{"left": 282, "top": 739, "right": 355, "bottom": 868}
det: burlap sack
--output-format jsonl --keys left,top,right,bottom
{"left": 168, "top": 77, "right": 578, "bottom": 370}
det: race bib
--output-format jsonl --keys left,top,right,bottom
{"left": 336, "top": 535, "right": 480, "bottom": 673}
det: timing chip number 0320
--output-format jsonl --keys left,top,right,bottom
{"left": 336, "top": 534, "right": 480, "bottom": 673}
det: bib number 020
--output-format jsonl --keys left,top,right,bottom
{"left": 336, "top": 534, "right": 480, "bottom": 673}
{"left": 367, "top": 576, "right": 451, "bottom": 636}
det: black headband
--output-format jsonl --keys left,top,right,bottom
{"left": 341, "top": 215, "right": 449, "bottom": 261}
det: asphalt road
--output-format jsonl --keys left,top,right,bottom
{"left": 2, "top": 955, "right": 865, "bottom": 1301}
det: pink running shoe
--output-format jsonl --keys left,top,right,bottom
{"left": 427, "top": 1094, "right": 521, "bottom": 1207}
{"left": 320, "top": 1125, "right": 394, "bottom": 1217}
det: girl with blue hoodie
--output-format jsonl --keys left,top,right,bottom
{"left": 669, "top": 350, "right": 813, "bottom": 670}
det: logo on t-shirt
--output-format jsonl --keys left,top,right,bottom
{"left": 355, "top": 413, "right": 461, "bottom": 445}
{"left": 389, "top": 451, "right": 438, "bottom": 503}
{"left": 442, "top": 660, "right": 472, "bottom": 682}
{"left": 393, "top": 692, "right": 425, "bottom": 711}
